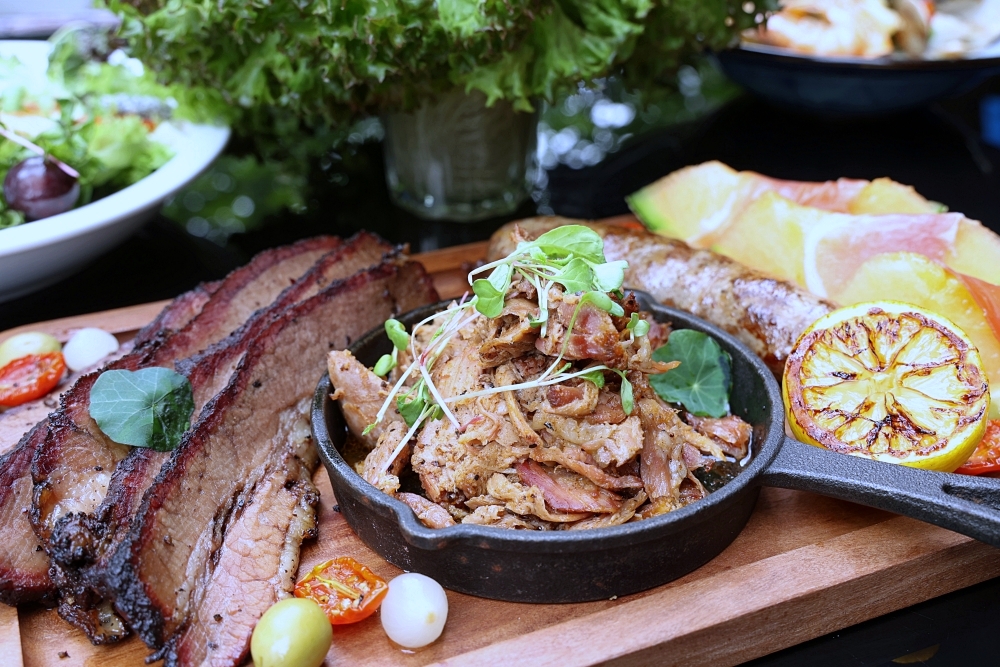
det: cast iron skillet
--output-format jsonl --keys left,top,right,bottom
{"left": 312, "top": 291, "right": 1000, "bottom": 603}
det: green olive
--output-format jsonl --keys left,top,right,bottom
{"left": 251, "top": 597, "right": 332, "bottom": 667}
{"left": 0, "top": 332, "right": 61, "bottom": 370}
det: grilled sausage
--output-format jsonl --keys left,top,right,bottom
{"left": 487, "top": 217, "right": 834, "bottom": 374}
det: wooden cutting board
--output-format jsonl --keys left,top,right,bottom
{"left": 4, "top": 240, "right": 1000, "bottom": 667}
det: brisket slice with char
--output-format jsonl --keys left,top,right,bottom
{"left": 47, "top": 233, "right": 394, "bottom": 642}
{"left": 170, "top": 408, "right": 319, "bottom": 667}
{"left": 32, "top": 235, "right": 340, "bottom": 550}
{"left": 107, "top": 261, "right": 437, "bottom": 666}
{"left": 178, "top": 232, "right": 396, "bottom": 407}
{"left": 0, "top": 423, "right": 53, "bottom": 605}
{"left": 29, "top": 237, "right": 340, "bottom": 640}
{"left": 0, "top": 274, "right": 227, "bottom": 608}
{"left": 133, "top": 280, "right": 221, "bottom": 347}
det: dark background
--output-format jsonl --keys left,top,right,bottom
{"left": 3, "top": 76, "right": 1000, "bottom": 666}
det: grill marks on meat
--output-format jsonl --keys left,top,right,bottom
{"left": 488, "top": 217, "right": 835, "bottom": 374}
{"left": 106, "top": 261, "right": 437, "bottom": 662}
{"left": 0, "top": 423, "right": 54, "bottom": 605}
{"left": 30, "top": 236, "right": 341, "bottom": 642}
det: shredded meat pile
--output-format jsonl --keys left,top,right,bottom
{"left": 329, "top": 283, "right": 752, "bottom": 531}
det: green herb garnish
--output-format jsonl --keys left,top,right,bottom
{"left": 626, "top": 312, "right": 650, "bottom": 338}
{"left": 613, "top": 370, "right": 635, "bottom": 415}
{"left": 374, "top": 318, "right": 411, "bottom": 378}
{"left": 89, "top": 367, "right": 195, "bottom": 451}
{"left": 649, "top": 330, "right": 732, "bottom": 418}
{"left": 365, "top": 225, "right": 647, "bottom": 478}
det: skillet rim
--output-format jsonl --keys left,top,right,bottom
{"left": 312, "top": 290, "right": 786, "bottom": 552}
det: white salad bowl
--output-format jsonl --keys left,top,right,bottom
{"left": 0, "top": 41, "right": 230, "bottom": 303}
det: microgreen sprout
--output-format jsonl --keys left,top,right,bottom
{"left": 373, "top": 319, "right": 410, "bottom": 378}
{"left": 365, "top": 225, "right": 650, "bottom": 476}
{"left": 626, "top": 312, "right": 650, "bottom": 340}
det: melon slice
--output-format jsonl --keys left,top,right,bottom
{"left": 848, "top": 177, "right": 944, "bottom": 215}
{"left": 713, "top": 193, "right": 974, "bottom": 298}
{"left": 949, "top": 219, "right": 1000, "bottom": 285}
{"left": 711, "top": 191, "right": 819, "bottom": 286}
{"left": 629, "top": 161, "right": 872, "bottom": 247}
{"left": 630, "top": 162, "right": 943, "bottom": 248}
{"left": 836, "top": 252, "right": 1000, "bottom": 416}
{"left": 626, "top": 161, "right": 742, "bottom": 244}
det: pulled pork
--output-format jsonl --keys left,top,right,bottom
{"left": 330, "top": 284, "right": 752, "bottom": 530}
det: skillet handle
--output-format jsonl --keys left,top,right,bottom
{"left": 760, "top": 437, "right": 1000, "bottom": 548}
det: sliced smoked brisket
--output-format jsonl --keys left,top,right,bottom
{"left": 107, "top": 260, "right": 437, "bottom": 665}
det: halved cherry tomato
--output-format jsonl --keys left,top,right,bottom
{"left": 294, "top": 557, "right": 388, "bottom": 625}
{"left": 955, "top": 420, "right": 1000, "bottom": 476}
{"left": 0, "top": 352, "right": 66, "bottom": 407}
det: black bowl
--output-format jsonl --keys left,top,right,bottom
{"left": 714, "top": 46, "right": 1000, "bottom": 116}
{"left": 312, "top": 291, "right": 785, "bottom": 602}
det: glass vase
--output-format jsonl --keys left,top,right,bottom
{"left": 382, "top": 90, "right": 537, "bottom": 222}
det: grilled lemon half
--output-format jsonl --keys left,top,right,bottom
{"left": 783, "top": 302, "right": 990, "bottom": 471}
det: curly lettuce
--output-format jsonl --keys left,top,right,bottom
{"left": 108, "top": 0, "right": 759, "bottom": 154}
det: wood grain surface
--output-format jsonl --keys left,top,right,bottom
{"left": 4, "top": 239, "right": 1000, "bottom": 667}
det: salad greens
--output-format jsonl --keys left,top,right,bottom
{"left": 89, "top": 367, "right": 195, "bottom": 451}
{"left": 650, "top": 329, "right": 733, "bottom": 418}
{"left": 0, "top": 28, "right": 212, "bottom": 229}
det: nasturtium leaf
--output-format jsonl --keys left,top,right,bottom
{"left": 650, "top": 330, "right": 732, "bottom": 418}
{"left": 550, "top": 258, "right": 593, "bottom": 293}
{"left": 89, "top": 367, "right": 194, "bottom": 451}
{"left": 531, "top": 225, "right": 605, "bottom": 264}
{"left": 385, "top": 319, "right": 410, "bottom": 351}
{"left": 592, "top": 260, "right": 627, "bottom": 292}
{"left": 580, "top": 369, "right": 606, "bottom": 388}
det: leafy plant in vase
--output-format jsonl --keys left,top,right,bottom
{"left": 110, "top": 0, "right": 762, "bottom": 221}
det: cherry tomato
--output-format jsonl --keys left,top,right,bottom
{"left": 294, "top": 557, "right": 388, "bottom": 625}
{"left": 0, "top": 352, "right": 66, "bottom": 407}
{"left": 955, "top": 420, "right": 1000, "bottom": 476}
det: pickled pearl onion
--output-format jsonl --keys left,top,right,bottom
{"left": 63, "top": 328, "right": 119, "bottom": 372}
{"left": 380, "top": 573, "right": 448, "bottom": 649}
